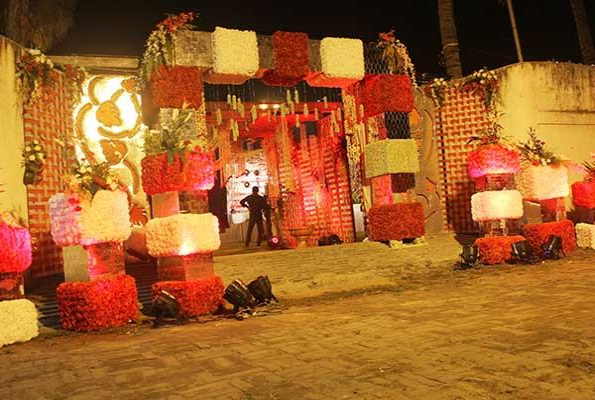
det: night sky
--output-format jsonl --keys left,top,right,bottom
{"left": 51, "top": 0, "right": 595, "bottom": 76}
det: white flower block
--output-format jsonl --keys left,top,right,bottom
{"left": 49, "top": 193, "right": 81, "bottom": 247}
{"left": 576, "top": 223, "right": 595, "bottom": 249}
{"left": 209, "top": 27, "right": 259, "bottom": 84}
{"left": 79, "top": 190, "right": 132, "bottom": 245}
{"left": 308, "top": 37, "right": 365, "bottom": 88}
{"left": 364, "top": 139, "right": 420, "bottom": 179}
{"left": 515, "top": 164, "right": 569, "bottom": 201}
{"left": 146, "top": 213, "right": 221, "bottom": 257}
{"left": 0, "top": 299, "right": 39, "bottom": 347}
{"left": 471, "top": 190, "right": 523, "bottom": 222}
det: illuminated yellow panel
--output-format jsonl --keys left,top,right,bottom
{"left": 73, "top": 75, "right": 145, "bottom": 196}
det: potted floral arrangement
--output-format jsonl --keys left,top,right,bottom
{"left": 141, "top": 107, "right": 214, "bottom": 195}
{"left": 21, "top": 140, "right": 46, "bottom": 185}
{"left": 467, "top": 117, "right": 520, "bottom": 179}
{"left": 16, "top": 48, "right": 55, "bottom": 105}
{"left": 515, "top": 128, "right": 569, "bottom": 202}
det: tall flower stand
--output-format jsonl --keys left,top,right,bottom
{"left": 0, "top": 220, "right": 39, "bottom": 347}
{"left": 142, "top": 146, "right": 223, "bottom": 317}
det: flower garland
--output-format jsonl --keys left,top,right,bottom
{"left": 262, "top": 31, "right": 310, "bottom": 87}
{"left": 21, "top": 139, "right": 46, "bottom": 185}
{"left": 17, "top": 49, "right": 87, "bottom": 106}
{"left": 376, "top": 30, "right": 416, "bottom": 83}
{"left": 60, "top": 64, "right": 88, "bottom": 105}
{"left": 139, "top": 12, "right": 197, "bottom": 88}
{"left": 427, "top": 68, "right": 499, "bottom": 110}
{"left": 56, "top": 275, "right": 139, "bottom": 332}
{"left": 16, "top": 48, "right": 55, "bottom": 105}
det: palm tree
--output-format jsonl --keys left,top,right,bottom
{"left": 438, "top": 0, "right": 463, "bottom": 78}
{"left": 570, "top": 0, "right": 595, "bottom": 65}
{"left": 0, "top": 0, "right": 78, "bottom": 51}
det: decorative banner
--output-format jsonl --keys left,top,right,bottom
{"left": 74, "top": 75, "right": 145, "bottom": 195}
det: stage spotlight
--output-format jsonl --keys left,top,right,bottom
{"left": 224, "top": 279, "right": 256, "bottom": 313}
{"left": 268, "top": 235, "right": 281, "bottom": 250}
{"left": 542, "top": 235, "right": 563, "bottom": 259}
{"left": 457, "top": 244, "right": 479, "bottom": 270}
{"left": 511, "top": 240, "right": 534, "bottom": 264}
{"left": 152, "top": 290, "right": 184, "bottom": 327}
{"left": 248, "top": 276, "right": 278, "bottom": 305}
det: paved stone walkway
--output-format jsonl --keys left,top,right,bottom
{"left": 3, "top": 248, "right": 595, "bottom": 399}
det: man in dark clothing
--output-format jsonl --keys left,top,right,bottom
{"left": 240, "top": 186, "right": 266, "bottom": 247}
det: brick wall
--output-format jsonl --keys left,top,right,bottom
{"left": 23, "top": 73, "right": 72, "bottom": 278}
{"left": 435, "top": 87, "right": 488, "bottom": 233}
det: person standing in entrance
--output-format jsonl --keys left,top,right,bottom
{"left": 240, "top": 186, "right": 266, "bottom": 247}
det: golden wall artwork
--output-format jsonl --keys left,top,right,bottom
{"left": 74, "top": 75, "right": 144, "bottom": 195}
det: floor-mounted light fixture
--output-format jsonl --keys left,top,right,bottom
{"left": 152, "top": 290, "right": 184, "bottom": 327}
{"left": 542, "top": 235, "right": 563, "bottom": 260}
{"left": 456, "top": 244, "right": 479, "bottom": 270}
{"left": 511, "top": 240, "right": 534, "bottom": 264}
{"left": 248, "top": 276, "right": 278, "bottom": 305}
{"left": 224, "top": 279, "right": 256, "bottom": 313}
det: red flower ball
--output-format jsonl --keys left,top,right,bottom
{"left": 141, "top": 149, "right": 214, "bottom": 195}
{"left": 56, "top": 275, "right": 139, "bottom": 332}
{"left": 522, "top": 220, "right": 576, "bottom": 257}
{"left": 152, "top": 276, "right": 224, "bottom": 317}
{"left": 360, "top": 74, "right": 414, "bottom": 118}
{"left": 572, "top": 181, "right": 595, "bottom": 209}
{"left": 368, "top": 202, "right": 425, "bottom": 241}
{"left": 0, "top": 222, "right": 32, "bottom": 274}
{"left": 475, "top": 235, "right": 525, "bottom": 265}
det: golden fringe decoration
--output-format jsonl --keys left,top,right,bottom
{"left": 294, "top": 89, "right": 300, "bottom": 104}
{"left": 303, "top": 103, "right": 309, "bottom": 117}
{"left": 216, "top": 108, "right": 222, "bottom": 125}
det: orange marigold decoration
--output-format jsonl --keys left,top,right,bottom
{"left": 368, "top": 203, "right": 425, "bottom": 241}
{"left": 56, "top": 275, "right": 139, "bottom": 332}
{"left": 359, "top": 74, "right": 413, "bottom": 117}
{"left": 148, "top": 65, "right": 203, "bottom": 109}
{"left": 141, "top": 149, "right": 214, "bottom": 195}
{"left": 522, "top": 220, "right": 576, "bottom": 257}
{"left": 152, "top": 276, "right": 224, "bottom": 317}
{"left": 475, "top": 235, "right": 525, "bottom": 265}
{"left": 262, "top": 31, "right": 310, "bottom": 87}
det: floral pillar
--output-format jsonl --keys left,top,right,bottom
{"left": 0, "top": 215, "right": 39, "bottom": 346}
{"left": 468, "top": 144, "right": 522, "bottom": 236}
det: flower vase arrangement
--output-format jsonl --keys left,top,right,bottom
{"left": 376, "top": 30, "right": 416, "bottom": 81}
{"left": 515, "top": 128, "right": 569, "bottom": 202}
{"left": 141, "top": 107, "right": 215, "bottom": 195}
{"left": 21, "top": 140, "right": 46, "bottom": 185}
